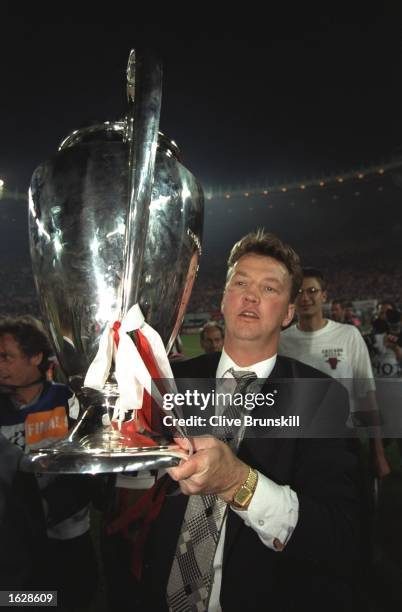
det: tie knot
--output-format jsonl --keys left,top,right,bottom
{"left": 228, "top": 368, "right": 257, "bottom": 383}
{"left": 227, "top": 368, "right": 257, "bottom": 395}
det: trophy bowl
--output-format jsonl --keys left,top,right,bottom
{"left": 21, "top": 50, "right": 204, "bottom": 474}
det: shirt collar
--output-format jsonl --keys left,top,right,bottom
{"left": 216, "top": 348, "right": 277, "bottom": 380}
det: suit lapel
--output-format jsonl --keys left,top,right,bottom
{"left": 222, "top": 356, "right": 293, "bottom": 564}
{"left": 250, "top": 355, "right": 295, "bottom": 420}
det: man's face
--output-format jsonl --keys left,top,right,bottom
{"left": 200, "top": 328, "right": 224, "bottom": 354}
{"left": 295, "top": 276, "right": 327, "bottom": 319}
{"left": 344, "top": 307, "right": 354, "bottom": 319}
{"left": 0, "top": 333, "right": 42, "bottom": 388}
{"left": 221, "top": 254, "right": 295, "bottom": 354}
{"left": 379, "top": 303, "right": 393, "bottom": 319}
{"left": 331, "top": 302, "right": 344, "bottom": 322}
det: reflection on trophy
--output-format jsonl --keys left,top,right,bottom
{"left": 21, "top": 50, "right": 204, "bottom": 474}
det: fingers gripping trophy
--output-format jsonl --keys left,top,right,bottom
{"left": 22, "top": 50, "right": 204, "bottom": 474}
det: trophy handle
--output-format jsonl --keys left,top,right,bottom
{"left": 121, "top": 49, "right": 163, "bottom": 317}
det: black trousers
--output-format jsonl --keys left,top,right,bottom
{"left": 44, "top": 531, "right": 98, "bottom": 611}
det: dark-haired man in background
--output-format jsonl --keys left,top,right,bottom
{"left": 330, "top": 298, "right": 345, "bottom": 323}
{"left": 279, "top": 267, "right": 389, "bottom": 478}
{"left": 343, "top": 301, "right": 362, "bottom": 328}
{"left": 0, "top": 316, "right": 97, "bottom": 606}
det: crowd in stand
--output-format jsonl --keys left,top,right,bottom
{"left": 1, "top": 256, "right": 401, "bottom": 322}
{"left": 0, "top": 264, "right": 39, "bottom": 317}
{"left": 187, "top": 256, "right": 402, "bottom": 315}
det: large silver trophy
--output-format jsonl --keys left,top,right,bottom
{"left": 22, "top": 50, "right": 203, "bottom": 474}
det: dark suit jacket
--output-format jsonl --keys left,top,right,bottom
{"left": 139, "top": 353, "right": 362, "bottom": 612}
{"left": 0, "top": 433, "right": 47, "bottom": 589}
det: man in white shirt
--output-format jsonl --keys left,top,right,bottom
{"left": 138, "top": 232, "right": 361, "bottom": 612}
{"left": 279, "top": 267, "right": 390, "bottom": 479}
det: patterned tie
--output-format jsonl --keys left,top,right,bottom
{"left": 166, "top": 370, "right": 257, "bottom": 612}
{"left": 221, "top": 369, "right": 258, "bottom": 449}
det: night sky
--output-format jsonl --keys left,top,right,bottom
{"left": 2, "top": 10, "right": 402, "bottom": 193}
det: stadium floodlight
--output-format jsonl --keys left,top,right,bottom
{"left": 0, "top": 178, "right": 4, "bottom": 199}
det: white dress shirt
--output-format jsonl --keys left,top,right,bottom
{"left": 208, "top": 349, "right": 299, "bottom": 611}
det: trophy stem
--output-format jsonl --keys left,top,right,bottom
{"left": 121, "top": 50, "right": 163, "bottom": 317}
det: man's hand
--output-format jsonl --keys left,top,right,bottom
{"left": 167, "top": 436, "right": 249, "bottom": 503}
{"left": 371, "top": 437, "right": 391, "bottom": 479}
{"left": 375, "top": 450, "right": 391, "bottom": 479}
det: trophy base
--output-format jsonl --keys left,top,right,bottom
{"left": 20, "top": 444, "right": 184, "bottom": 474}
{"left": 19, "top": 398, "right": 187, "bottom": 474}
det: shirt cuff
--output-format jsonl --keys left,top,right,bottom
{"left": 231, "top": 470, "right": 299, "bottom": 551}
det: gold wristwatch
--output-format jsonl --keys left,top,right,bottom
{"left": 230, "top": 467, "right": 258, "bottom": 510}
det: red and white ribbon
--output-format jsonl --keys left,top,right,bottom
{"left": 84, "top": 304, "right": 176, "bottom": 423}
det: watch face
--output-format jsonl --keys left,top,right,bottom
{"left": 235, "top": 486, "right": 252, "bottom": 507}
